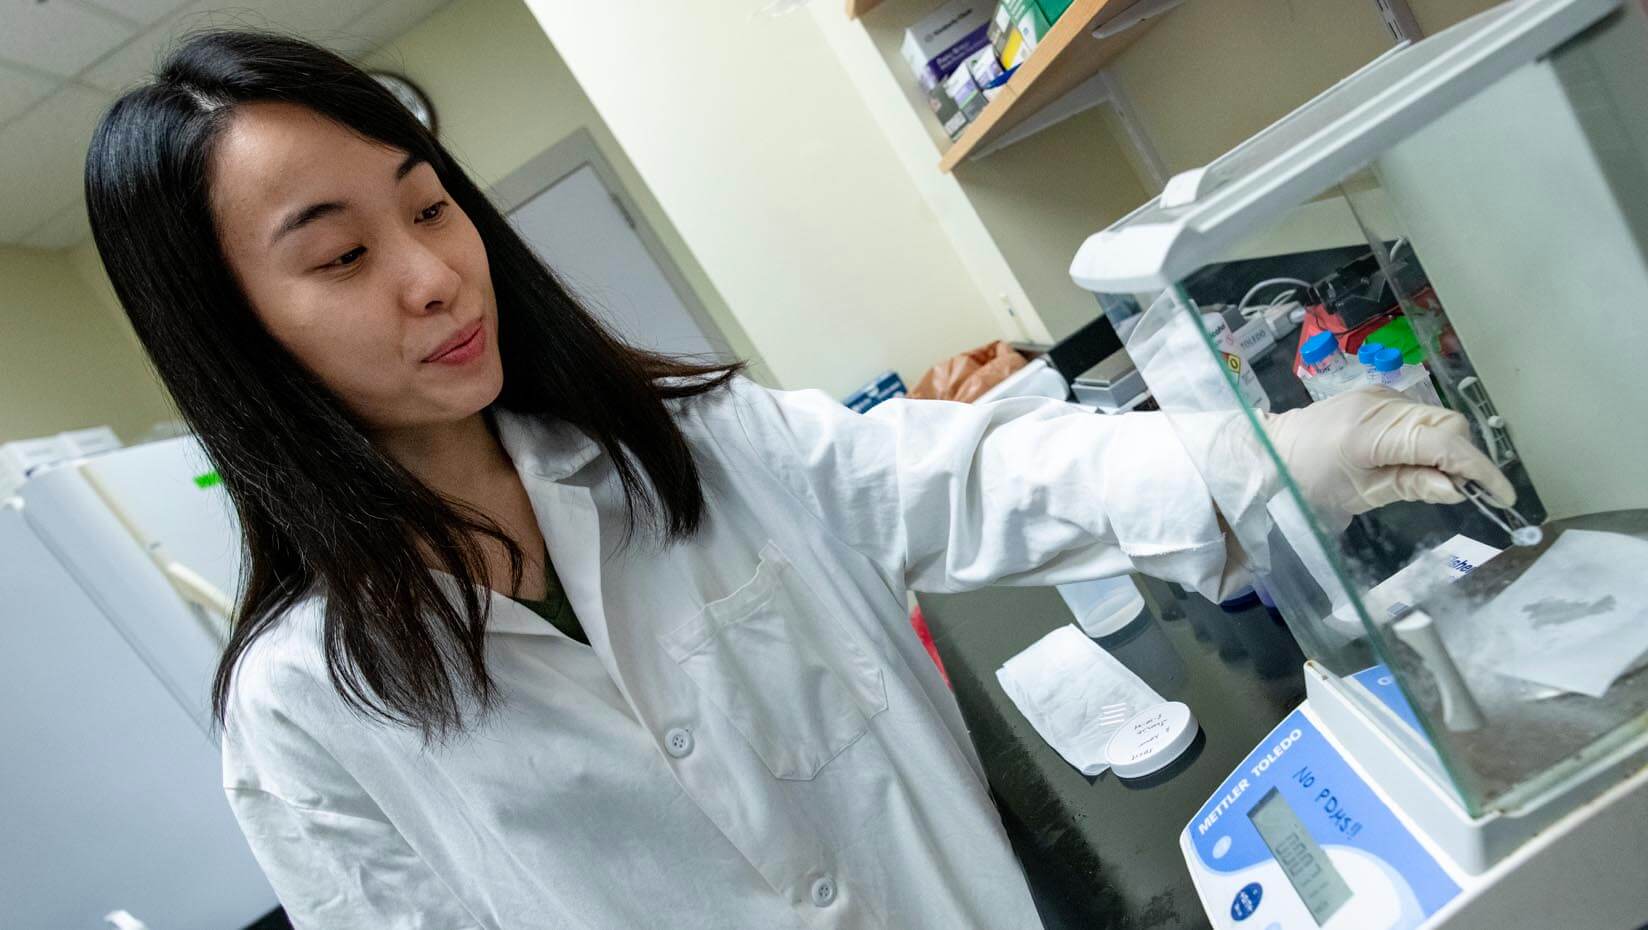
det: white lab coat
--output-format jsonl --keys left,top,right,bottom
{"left": 222, "top": 378, "right": 1239, "bottom": 929}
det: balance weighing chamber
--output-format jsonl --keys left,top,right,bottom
{"left": 1069, "top": 0, "right": 1648, "bottom": 926}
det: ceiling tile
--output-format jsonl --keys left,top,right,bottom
{"left": 0, "top": 63, "right": 61, "bottom": 127}
{"left": 77, "top": 0, "right": 191, "bottom": 27}
{"left": 79, "top": 0, "right": 222, "bottom": 92}
{"left": 81, "top": 0, "right": 409, "bottom": 93}
{"left": 0, "top": 0, "right": 136, "bottom": 78}
{"left": 17, "top": 201, "right": 92, "bottom": 250}
{"left": 197, "top": 0, "right": 381, "bottom": 42}
{"left": 0, "top": 84, "right": 113, "bottom": 243}
{"left": 332, "top": 0, "right": 449, "bottom": 58}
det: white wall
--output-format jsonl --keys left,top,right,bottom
{"left": 1108, "top": 0, "right": 1505, "bottom": 174}
{"left": 520, "top": 0, "right": 1016, "bottom": 397}
{"left": 807, "top": 0, "right": 1056, "bottom": 343}
{"left": 361, "top": 0, "right": 771, "bottom": 382}
{"left": 0, "top": 245, "right": 174, "bottom": 444}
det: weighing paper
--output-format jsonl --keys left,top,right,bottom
{"left": 1479, "top": 529, "right": 1648, "bottom": 698}
{"left": 1332, "top": 534, "right": 1502, "bottom": 631}
{"left": 996, "top": 625, "right": 1164, "bottom": 776}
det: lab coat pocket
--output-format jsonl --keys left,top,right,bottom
{"left": 660, "top": 542, "right": 888, "bottom": 780}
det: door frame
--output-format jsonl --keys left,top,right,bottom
{"left": 488, "top": 129, "right": 737, "bottom": 360}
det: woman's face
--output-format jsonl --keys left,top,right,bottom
{"left": 210, "top": 102, "right": 502, "bottom": 433}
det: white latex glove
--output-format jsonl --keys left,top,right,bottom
{"left": 1261, "top": 387, "right": 1516, "bottom": 518}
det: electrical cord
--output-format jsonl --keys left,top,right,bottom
{"left": 1236, "top": 277, "right": 1314, "bottom": 319}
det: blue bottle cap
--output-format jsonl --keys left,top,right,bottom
{"left": 1300, "top": 332, "right": 1340, "bottom": 366}
{"left": 1374, "top": 347, "right": 1405, "bottom": 372}
{"left": 1357, "top": 342, "right": 1385, "bottom": 366}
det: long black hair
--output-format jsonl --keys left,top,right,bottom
{"left": 84, "top": 31, "right": 740, "bottom": 740}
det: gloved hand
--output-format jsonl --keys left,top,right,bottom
{"left": 1260, "top": 387, "right": 1515, "bottom": 519}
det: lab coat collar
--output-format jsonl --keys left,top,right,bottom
{"left": 493, "top": 408, "right": 603, "bottom": 482}
{"left": 418, "top": 410, "right": 604, "bottom": 640}
{"left": 424, "top": 571, "right": 559, "bottom": 638}
{"left": 487, "top": 587, "right": 567, "bottom": 638}
{"left": 487, "top": 411, "right": 622, "bottom": 695}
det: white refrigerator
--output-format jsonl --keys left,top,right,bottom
{"left": 1, "top": 437, "right": 279, "bottom": 929}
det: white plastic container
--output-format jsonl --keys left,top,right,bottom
{"left": 1105, "top": 701, "right": 1200, "bottom": 779}
{"left": 1056, "top": 575, "right": 1147, "bottom": 638}
{"left": 1297, "top": 332, "right": 1363, "bottom": 400}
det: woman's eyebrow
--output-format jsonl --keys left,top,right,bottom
{"left": 395, "top": 152, "right": 425, "bottom": 180}
{"left": 270, "top": 200, "right": 345, "bottom": 245}
{"left": 269, "top": 154, "right": 429, "bottom": 246}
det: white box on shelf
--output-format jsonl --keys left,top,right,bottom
{"left": 901, "top": 0, "right": 993, "bottom": 89}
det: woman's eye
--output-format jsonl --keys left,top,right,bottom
{"left": 416, "top": 200, "right": 448, "bottom": 223}
{"left": 326, "top": 246, "right": 366, "bottom": 269}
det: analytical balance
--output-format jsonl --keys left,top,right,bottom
{"left": 1069, "top": 1, "right": 1648, "bottom": 926}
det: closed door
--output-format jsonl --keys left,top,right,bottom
{"left": 509, "top": 164, "right": 723, "bottom": 358}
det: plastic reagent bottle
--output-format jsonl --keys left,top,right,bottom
{"left": 1370, "top": 346, "right": 1445, "bottom": 405}
{"left": 1301, "top": 332, "right": 1349, "bottom": 376}
{"left": 1299, "top": 332, "right": 1360, "bottom": 400}
{"left": 1357, "top": 341, "right": 1386, "bottom": 379}
{"left": 1373, "top": 347, "right": 1406, "bottom": 386}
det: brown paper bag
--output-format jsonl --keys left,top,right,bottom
{"left": 909, "top": 341, "right": 1029, "bottom": 403}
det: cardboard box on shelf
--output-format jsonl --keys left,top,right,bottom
{"left": 990, "top": 0, "right": 1030, "bottom": 70}
{"left": 964, "top": 45, "right": 1005, "bottom": 100}
{"left": 901, "top": 0, "right": 993, "bottom": 89}
{"left": 925, "top": 81, "right": 970, "bottom": 139}
{"left": 944, "top": 64, "right": 988, "bottom": 123}
{"left": 1037, "top": 0, "right": 1075, "bottom": 22}
{"left": 1015, "top": 2, "right": 1053, "bottom": 57}
{"left": 993, "top": 0, "right": 1073, "bottom": 64}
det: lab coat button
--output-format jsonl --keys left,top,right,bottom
{"left": 810, "top": 876, "right": 837, "bottom": 908}
{"left": 664, "top": 727, "right": 694, "bottom": 758}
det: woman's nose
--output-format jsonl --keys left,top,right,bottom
{"left": 398, "top": 237, "right": 462, "bottom": 315}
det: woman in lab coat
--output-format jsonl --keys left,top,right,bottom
{"left": 84, "top": 32, "right": 1511, "bottom": 930}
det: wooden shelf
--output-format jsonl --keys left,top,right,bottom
{"left": 939, "top": 0, "right": 1156, "bottom": 172}
{"left": 846, "top": 0, "right": 887, "bottom": 18}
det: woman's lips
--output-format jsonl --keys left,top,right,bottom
{"left": 423, "top": 320, "right": 484, "bottom": 365}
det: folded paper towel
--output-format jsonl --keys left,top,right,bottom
{"left": 996, "top": 624, "right": 1164, "bottom": 776}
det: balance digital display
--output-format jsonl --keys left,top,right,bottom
{"left": 1248, "top": 787, "right": 1353, "bottom": 924}
{"left": 1181, "top": 697, "right": 1461, "bottom": 929}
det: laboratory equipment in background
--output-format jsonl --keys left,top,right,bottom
{"left": 1200, "top": 306, "right": 1274, "bottom": 411}
{"left": 1070, "top": 0, "right": 1648, "bottom": 926}
{"left": 967, "top": 312, "right": 1147, "bottom": 408}
{"left": 1069, "top": 351, "right": 1148, "bottom": 411}
{"left": 1, "top": 438, "right": 277, "bottom": 929}
{"left": 0, "top": 426, "right": 121, "bottom": 497}
{"left": 1300, "top": 249, "right": 1421, "bottom": 357}
{"left": 844, "top": 369, "right": 909, "bottom": 412}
